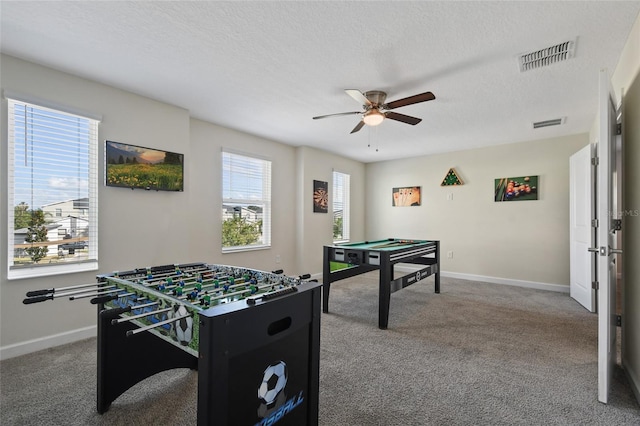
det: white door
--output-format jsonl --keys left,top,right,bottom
{"left": 569, "top": 144, "right": 596, "bottom": 311}
{"left": 597, "top": 69, "right": 619, "bottom": 404}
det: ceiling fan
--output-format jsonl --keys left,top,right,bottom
{"left": 313, "top": 89, "right": 436, "bottom": 134}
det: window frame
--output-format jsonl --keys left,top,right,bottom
{"left": 221, "top": 149, "right": 272, "bottom": 253}
{"left": 6, "top": 94, "right": 100, "bottom": 279}
{"left": 332, "top": 170, "right": 350, "bottom": 243}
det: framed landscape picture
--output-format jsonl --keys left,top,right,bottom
{"left": 105, "top": 140, "right": 184, "bottom": 191}
{"left": 494, "top": 176, "right": 538, "bottom": 202}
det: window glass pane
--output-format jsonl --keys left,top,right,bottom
{"left": 333, "top": 171, "right": 350, "bottom": 242}
{"left": 222, "top": 151, "right": 271, "bottom": 251}
{"left": 7, "top": 99, "right": 98, "bottom": 278}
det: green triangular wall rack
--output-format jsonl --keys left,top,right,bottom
{"left": 441, "top": 168, "right": 463, "bottom": 186}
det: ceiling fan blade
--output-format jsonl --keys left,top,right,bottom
{"left": 313, "top": 111, "right": 362, "bottom": 120}
{"left": 345, "top": 89, "right": 372, "bottom": 106}
{"left": 385, "top": 111, "right": 422, "bottom": 125}
{"left": 383, "top": 91, "right": 435, "bottom": 110}
{"left": 350, "top": 120, "right": 365, "bottom": 134}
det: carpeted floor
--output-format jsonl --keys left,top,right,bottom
{"left": 1, "top": 273, "right": 638, "bottom": 425}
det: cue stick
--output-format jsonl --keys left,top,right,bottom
{"left": 126, "top": 312, "right": 192, "bottom": 337}
{"left": 111, "top": 306, "right": 173, "bottom": 325}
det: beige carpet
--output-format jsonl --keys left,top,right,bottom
{"left": 1, "top": 273, "right": 638, "bottom": 425}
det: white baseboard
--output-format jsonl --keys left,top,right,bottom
{"left": 439, "top": 271, "right": 570, "bottom": 293}
{"left": 315, "top": 266, "right": 569, "bottom": 293}
{"left": 0, "top": 325, "right": 96, "bottom": 361}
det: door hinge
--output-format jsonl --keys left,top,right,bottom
{"left": 616, "top": 123, "right": 622, "bottom": 135}
{"left": 591, "top": 157, "right": 599, "bottom": 166}
{"left": 592, "top": 281, "right": 599, "bottom": 290}
{"left": 613, "top": 219, "right": 622, "bottom": 232}
{"left": 616, "top": 315, "right": 622, "bottom": 327}
{"left": 592, "top": 219, "right": 598, "bottom": 228}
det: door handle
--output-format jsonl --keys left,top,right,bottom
{"left": 587, "top": 247, "right": 599, "bottom": 253}
{"left": 609, "top": 246, "right": 623, "bottom": 255}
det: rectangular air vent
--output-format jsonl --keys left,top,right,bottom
{"left": 533, "top": 117, "right": 565, "bottom": 129}
{"left": 519, "top": 39, "right": 576, "bottom": 72}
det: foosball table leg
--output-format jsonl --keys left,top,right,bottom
{"left": 96, "top": 305, "right": 198, "bottom": 414}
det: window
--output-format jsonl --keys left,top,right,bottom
{"left": 7, "top": 97, "right": 99, "bottom": 279}
{"left": 221, "top": 150, "right": 271, "bottom": 252}
{"left": 332, "top": 171, "right": 350, "bottom": 242}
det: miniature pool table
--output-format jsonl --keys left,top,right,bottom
{"left": 322, "top": 238, "right": 440, "bottom": 329}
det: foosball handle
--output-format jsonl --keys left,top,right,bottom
{"left": 26, "top": 289, "right": 53, "bottom": 297}
{"left": 90, "top": 294, "right": 117, "bottom": 305}
{"left": 108, "top": 306, "right": 131, "bottom": 316}
{"left": 246, "top": 286, "right": 298, "bottom": 306}
{"left": 23, "top": 295, "right": 54, "bottom": 304}
{"left": 299, "top": 274, "right": 311, "bottom": 280}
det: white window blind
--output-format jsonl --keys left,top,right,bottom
{"left": 7, "top": 98, "right": 99, "bottom": 279}
{"left": 221, "top": 150, "right": 271, "bottom": 251}
{"left": 332, "top": 171, "right": 350, "bottom": 242}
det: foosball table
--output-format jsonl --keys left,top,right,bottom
{"left": 23, "top": 262, "right": 322, "bottom": 426}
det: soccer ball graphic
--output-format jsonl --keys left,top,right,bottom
{"left": 171, "top": 304, "right": 193, "bottom": 346}
{"left": 258, "top": 361, "right": 288, "bottom": 406}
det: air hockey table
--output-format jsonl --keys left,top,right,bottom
{"left": 322, "top": 238, "right": 440, "bottom": 329}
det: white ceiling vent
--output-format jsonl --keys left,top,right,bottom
{"left": 518, "top": 39, "right": 576, "bottom": 72}
{"left": 533, "top": 117, "right": 566, "bottom": 129}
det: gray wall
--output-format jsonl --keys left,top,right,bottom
{"left": 365, "top": 134, "right": 588, "bottom": 288}
{"left": 622, "top": 65, "right": 640, "bottom": 407}
{"left": 611, "top": 13, "right": 640, "bottom": 402}
{"left": 1, "top": 55, "right": 192, "bottom": 352}
{"left": 295, "top": 146, "right": 366, "bottom": 276}
{"left": 0, "top": 55, "right": 366, "bottom": 356}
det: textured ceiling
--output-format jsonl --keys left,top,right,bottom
{"left": 2, "top": 1, "right": 639, "bottom": 163}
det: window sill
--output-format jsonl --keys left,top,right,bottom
{"left": 7, "top": 261, "right": 99, "bottom": 280}
{"left": 222, "top": 245, "right": 271, "bottom": 254}
{"left": 333, "top": 239, "right": 350, "bottom": 244}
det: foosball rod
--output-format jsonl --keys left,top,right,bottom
{"left": 25, "top": 282, "right": 111, "bottom": 298}
{"left": 23, "top": 285, "right": 117, "bottom": 304}
{"left": 68, "top": 287, "right": 124, "bottom": 301}
{"left": 115, "top": 264, "right": 209, "bottom": 280}
{"left": 111, "top": 306, "right": 173, "bottom": 325}
{"left": 187, "top": 281, "right": 288, "bottom": 305}
{"left": 106, "top": 300, "right": 160, "bottom": 320}
{"left": 126, "top": 312, "right": 192, "bottom": 337}
{"left": 139, "top": 266, "right": 214, "bottom": 283}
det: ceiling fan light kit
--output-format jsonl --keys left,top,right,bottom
{"left": 313, "top": 89, "right": 436, "bottom": 133}
{"left": 363, "top": 109, "right": 384, "bottom": 126}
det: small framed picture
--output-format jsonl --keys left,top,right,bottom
{"left": 494, "top": 176, "right": 538, "bottom": 202}
{"left": 392, "top": 186, "right": 421, "bottom": 206}
{"left": 313, "top": 180, "right": 328, "bottom": 213}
